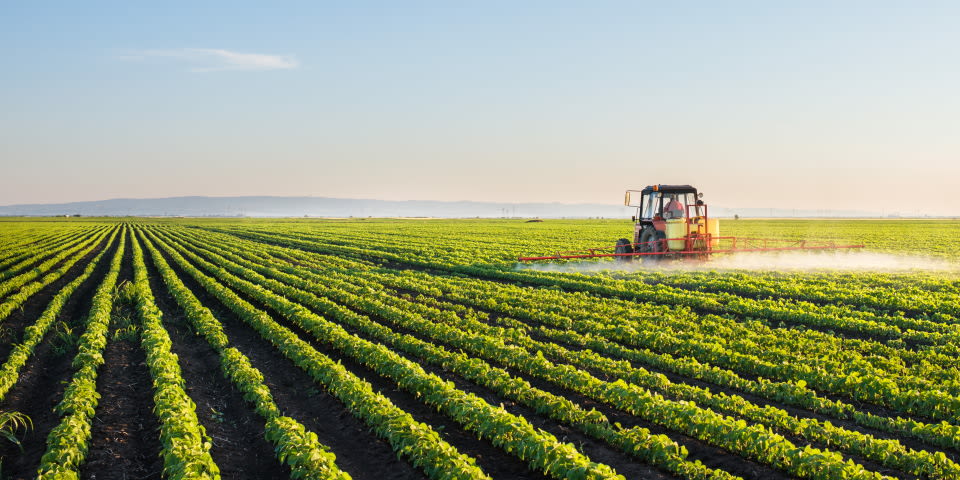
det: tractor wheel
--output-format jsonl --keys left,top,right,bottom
{"left": 614, "top": 238, "right": 633, "bottom": 262}
{"left": 639, "top": 227, "right": 666, "bottom": 264}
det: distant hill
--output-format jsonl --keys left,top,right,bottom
{"left": 0, "top": 196, "right": 888, "bottom": 218}
{"left": 0, "top": 196, "right": 632, "bottom": 218}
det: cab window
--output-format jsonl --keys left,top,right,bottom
{"left": 642, "top": 192, "right": 661, "bottom": 218}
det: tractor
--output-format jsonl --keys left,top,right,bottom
{"left": 615, "top": 184, "right": 715, "bottom": 262}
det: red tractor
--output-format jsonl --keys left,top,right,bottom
{"left": 615, "top": 184, "right": 715, "bottom": 261}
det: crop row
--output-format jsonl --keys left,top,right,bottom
{"left": 137, "top": 229, "right": 353, "bottom": 480}
{"left": 130, "top": 231, "right": 221, "bottom": 479}
{"left": 332, "top": 258, "right": 960, "bottom": 454}
{"left": 617, "top": 270, "right": 960, "bottom": 322}
{"left": 246, "top": 225, "right": 960, "bottom": 346}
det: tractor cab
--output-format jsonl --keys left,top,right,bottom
{"left": 626, "top": 185, "right": 702, "bottom": 223}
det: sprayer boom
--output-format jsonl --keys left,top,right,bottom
{"left": 518, "top": 237, "right": 865, "bottom": 262}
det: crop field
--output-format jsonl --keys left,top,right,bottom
{"left": 0, "top": 218, "right": 959, "bottom": 480}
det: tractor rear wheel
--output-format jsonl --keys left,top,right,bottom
{"left": 614, "top": 238, "right": 633, "bottom": 262}
{"left": 639, "top": 227, "right": 666, "bottom": 264}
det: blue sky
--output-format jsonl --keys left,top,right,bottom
{"left": 2, "top": 1, "right": 958, "bottom": 214}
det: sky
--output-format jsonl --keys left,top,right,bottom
{"left": 2, "top": 1, "right": 958, "bottom": 215}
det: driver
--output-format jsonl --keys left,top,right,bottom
{"left": 664, "top": 195, "right": 685, "bottom": 219}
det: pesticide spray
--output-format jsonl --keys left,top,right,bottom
{"left": 516, "top": 250, "right": 959, "bottom": 274}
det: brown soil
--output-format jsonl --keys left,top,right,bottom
{"left": 81, "top": 336, "right": 165, "bottom": 480}
{"left": 200, "top": 230, "right": 790, "bottom": 478}
{"left": 177, "top": 215, "right": 678, "bottom": 479}
{"left": 347, "top": 323, "right": 678, "bottom": 480}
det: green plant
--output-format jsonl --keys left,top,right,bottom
{"left": 113, "top": 280, "right": 139, "bottom": 305}
{"left": 112, "top": 324, "right": 139, "bottom": 342}
{"left": 0, "top": 411, "right": 32, "bottom": 451}
{"left": 50, "top": 321, "right": 78, "bottom": 357}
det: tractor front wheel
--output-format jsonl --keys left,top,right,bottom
{"left": 614, "top": 238, "right": 633, "bottom": 262}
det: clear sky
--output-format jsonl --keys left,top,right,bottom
{"left": 2, "top": 1, "right": 958, "bottom": 215}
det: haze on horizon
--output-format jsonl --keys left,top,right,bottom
{"left": 2, "top": 1, "right": 958, "bottom": 216}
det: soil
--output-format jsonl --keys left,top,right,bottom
{"left": 196, "top": 230, "right": 803, "bottom": 478}
{"left": 336, "top": 319, "right": 678, "bottom": 480}
{"left": 82, "top": 334, "right": 165, "bottom": 480}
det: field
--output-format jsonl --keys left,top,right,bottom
{"left": 0, "top": 218, "right": 959, "bottom": 480}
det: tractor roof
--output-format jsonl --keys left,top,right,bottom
{"left": 642, "top": 184, "right": 698, "bottom": 194}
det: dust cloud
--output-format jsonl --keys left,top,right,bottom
{"left": 515, "top": 251, "right": 959, "bottom": 273}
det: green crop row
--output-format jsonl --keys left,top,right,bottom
{"left": 130, "top": 232, "right": 221, "bottom": 479}
{"left": 188, "top": 224, "right": 960, "bottom": 450}
{"left": 617, "top": 269, "right": 960, "bottom": 322}
{"left": 351, "top": 264, "right": 960, "bottom": 453}
{"left": 0, "top": 227, "right": 110, "bottom": 298}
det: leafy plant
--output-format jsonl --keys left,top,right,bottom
{"left": 50, "top": 321, "right": 78, "bottom": 357}
{"left": 0, "top": 410, "right": 32, "bottom": 451}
